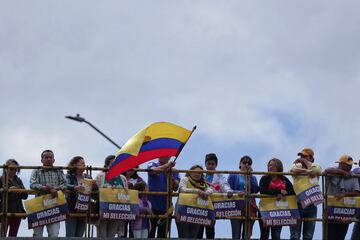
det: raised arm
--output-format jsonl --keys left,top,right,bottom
{"left": 324, "top": 167, "right": 350, "bottom": 176}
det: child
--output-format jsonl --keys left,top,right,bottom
{"left": 132, "top": 181, "right": 152, "bottom": 238}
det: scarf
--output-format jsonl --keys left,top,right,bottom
{"left": 188, "top": 176, "right": 208, "bottom": 190}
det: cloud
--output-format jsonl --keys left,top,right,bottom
{"left": 1, "top": 1, "right": 360, "bottom": 237}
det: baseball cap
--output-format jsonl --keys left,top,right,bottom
{"left": 297, "top": 148, "right": 314, "bottom": 158}
{"left": 335, "top": 155, "right": 357, "bottom": 165}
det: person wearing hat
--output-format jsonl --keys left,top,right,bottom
{"left": 197, "top": 153, "right": 232, "bottom": 239}
{"left": 350, "top": 159, "right": 360, "bottom": 240}
{"left": 289, "top": 148, "right": 322, "bottom": 240}
{"left": 324, "top": 155, "right": 360, "bottom": 240}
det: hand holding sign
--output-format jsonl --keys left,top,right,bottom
{"left": 335, "top": 192, "right": 345, "bottom": 201}
{"left": 197, "top": 190, "right": 209, "bottom": 200}
{"left": 237, "top": 191, "right": 245, "bottom": 197}
{"left": 75, "top": 185, "right": 85, "bottom": 192}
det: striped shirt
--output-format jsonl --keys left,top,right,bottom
{"left": 30, "top": 169, "right": 67, "bottom": 196}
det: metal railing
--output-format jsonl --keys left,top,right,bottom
{"left": 0, "top": 165, "right": 359, "bottom": 238}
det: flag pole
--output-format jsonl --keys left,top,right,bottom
{"left": 164, "top": 125, "right": 196, "bottom": 237}
{"left": 173, "top": 125, "right": 197, "bottom": 162}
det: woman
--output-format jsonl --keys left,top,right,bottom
{"left": 176, "top": 165, "right": 213, "bottom": 238}
{"left": 0, "top": 159, "right": 28, "bottom": 236}
{"left": 259, "top": 158, "right": 295, "bottom": 240}
{"left": 227, "top": 155, "right": 259, "bottom": 239}
{"left": 95, "top": 155, "right": 128, "bottom": 238}
{"left": 65, "top": 156, "right": 93, "bottom": 237}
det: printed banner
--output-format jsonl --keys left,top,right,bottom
{"left": 74, "top": 178, "right": 93, "bottom": 211}
{"left": 176, "top": 193, "right": 215, "bottom": 226}
{"left": 327, "top": 196, "right": 360, "bottom": 223}
{"left": 99, "top": 188, "right": 139, "bottom": 220}
{"left": 294, "top": 177, "right": 323, "bottom": 208}
{"left": 24, "top": 191, "right": 68, "bottom": 229}
{"left": 211, "top": 193, "right": 245, "bottom": 218}
{"left": 259, "top": 196, "right": 299, "bottom": 227}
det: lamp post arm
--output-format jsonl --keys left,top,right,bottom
{"left": 84, "top": 120, "right": 121, "bottom": 149}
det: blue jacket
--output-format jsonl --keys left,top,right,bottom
{"left": 227, "top": 174, "right": 259, "bottom": 193}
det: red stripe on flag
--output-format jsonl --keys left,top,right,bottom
{"left": 106, "top": 148, "right": 179, "bottom": 181}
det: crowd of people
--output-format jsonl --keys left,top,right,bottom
{"left": 0, "top": 148, "right": 360, "bottom": 239}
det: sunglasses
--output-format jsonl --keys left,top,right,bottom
{"left": 241, "top": 161, "right": 252, "bottom": 166}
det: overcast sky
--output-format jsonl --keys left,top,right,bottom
{"left": 1, "top": 1, "right": 360, "bottom": 238}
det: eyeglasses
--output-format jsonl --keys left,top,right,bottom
{"left": 241, "top": 161, "right": 251, "bottom": 166}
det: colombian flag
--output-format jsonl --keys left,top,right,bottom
{"left": 106, "top": 122, "right": 193, "bottom": 181}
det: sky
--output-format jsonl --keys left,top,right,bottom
{"left": 1, "top": 0, "right": 360, "bottom": 238}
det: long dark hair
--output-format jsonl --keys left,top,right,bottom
{"left": 103, "top": 155, "right": 115, "bottom": 172}
{"left": 4, "top": 159, "right": 20, "bottom": 174}
{"left": 186, "top": 165, "right": 205, "bottom": 180}
{"left": 268, "top": 158, "right": 284, "bottom": 172}
{"left": 67, "top": 156, "right": 84, "bottom": 174}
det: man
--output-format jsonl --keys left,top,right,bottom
{"left": 324, "top": 155, "right": 360, "bottom": 240}
{"left": 197, "top": 153, "right": 232, "bottom": 239}
{"left": 30, "top": 150, "right": 67, "bottom": 237}
{"left": 350, "top": 159, "right": 360, "bottom": 240}
{"left": 147, "top": 156, "right": 180, "bottom": 238}
{"left": 290, "top": 148, "right": 322, "bottom": 240}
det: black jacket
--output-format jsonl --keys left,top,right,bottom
{"left": 0, "top": 175, "right": 28, "bottom": 213}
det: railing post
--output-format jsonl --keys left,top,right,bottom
{"left": 165, "top": 168, "right": 172, "bottom": 238}
{"left": 1, "top": 165, "right": 6, "bottom": 237}
{"left": 244, "top": 171, "right": 250, "bottom": 240}
{"left": 323, "top": 174, "right": 328, "bottom": 240}
{"left": 1, "top": 164, "right": 10, "bottom": 237}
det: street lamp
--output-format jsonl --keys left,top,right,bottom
{"left": 65, "top": 114, "right": 121, "bottom": 149}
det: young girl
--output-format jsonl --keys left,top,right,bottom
{"left": 132, "top": 181, "right": 152, "bottom": 238}
{"left": 176, "top": 165, "right": 213, "bottom": 238}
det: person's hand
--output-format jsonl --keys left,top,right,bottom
{"left": 50, "top": 189, "right": 58, "bottom": 198}
{"left": 9, "top": 186, "right": 18, "bottom": 189}
{"left": 237, "top": 191, "right": 245, "bottom": 197}
{"left": 308, "top": 170, "right": 317, "bottom": 178}
{"left": 227, "top": 191, "right": 234, "bottom": 198}
{"left": 335, "top": 192, "right": 345, "bottom": 201}
{"left": 172, "top": 178, "right": 179, "bottom": 191}
{"left": 75, "top": 185, "right": 85, "bottom": 192}
{"left": 280, "top": 190, "right": 288, "bottom": 196}
{"left": 167, "top": 160, "right": 176, "bottom": 168}
{"left": 276, "top": 194, "right": 283, "bottom": 201}
{"left": 197, "top": 190, "right": 209, "bottom": 200}
{"left": 42, "top": 185, "right": 52, "bottom": 192}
